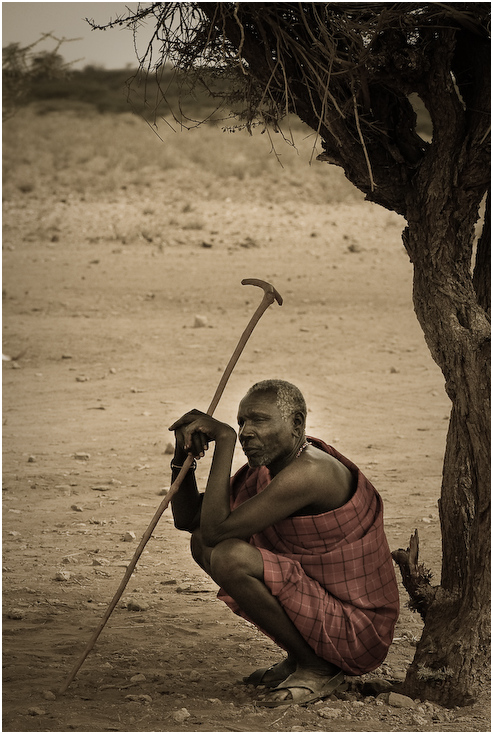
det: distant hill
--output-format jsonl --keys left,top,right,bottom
{"left": 5, "top": 65, "right": 227, "bottom": 121}
{"left": 4, "top": 63, "right": 433, "bottom": 138}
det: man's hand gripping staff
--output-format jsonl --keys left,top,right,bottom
{"left": 58, "top": 278, "right": 282, "bottom": 695}
{"left": 169, "top": 410, "right": 233, "bottom": 459}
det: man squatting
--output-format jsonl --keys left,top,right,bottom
{"left": 169, "top": 379, "right": 399, "bottom": 707}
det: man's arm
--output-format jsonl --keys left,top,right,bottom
{"left": 169, "top": 410, "right": 237, "bottom": 539}
{"left": 169, "top": 412, "right": 352, "bottom": 546}
{"left": 201, "top": 451, "right": 352, "bottom": 545}
{"left": 169, "top": 425, "right": 204, "bottom": 532}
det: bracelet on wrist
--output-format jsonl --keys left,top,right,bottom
{"left": 170, "top": 458, "right": 197, "bottom": 472}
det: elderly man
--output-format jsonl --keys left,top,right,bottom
{"left": 169, "top": 379, "right": 399, "bottom": 707}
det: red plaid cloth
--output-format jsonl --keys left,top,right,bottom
{"left": 217, "top": 437, "right": 399, "bottom": 675}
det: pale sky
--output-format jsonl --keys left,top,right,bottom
{"left": 2, "top": 2, "right": 154, "bottom": 69}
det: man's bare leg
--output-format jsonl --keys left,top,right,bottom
{"left": 191, "top": 532, "right": 340, "bottom": 701}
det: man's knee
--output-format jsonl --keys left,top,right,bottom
{"left": 209, "top": 538, "right": 263, "bottom": 586}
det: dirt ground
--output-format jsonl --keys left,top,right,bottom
{"left": 2, "top": 109, "right": 490, "bottom": 733}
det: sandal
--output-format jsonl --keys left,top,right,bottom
{"left": 243, "top": 661, "right": 294, "bottom": 688}
{"left": 255, "top": 668, "right": 345, "bottom": 707}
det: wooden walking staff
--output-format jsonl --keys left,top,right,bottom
{"left": 59, "top": 278, "right": 283, "bottom": 694}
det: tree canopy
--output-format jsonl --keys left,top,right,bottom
{"left": 90, "top": 3, "right": 490, "bottom": 216}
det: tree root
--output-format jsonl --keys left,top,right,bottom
{"left": 391, "top": 529, "right": 436, "bottom": 620}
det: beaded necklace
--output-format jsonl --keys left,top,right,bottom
{"left": 295, "top": 440, "right": 309, "bottom": 458}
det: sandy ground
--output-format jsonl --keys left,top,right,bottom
{"left": 2, "top": 110, "right": 490, "bottom": 732}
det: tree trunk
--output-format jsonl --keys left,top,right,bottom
{"left": 397, "top": 192, "right": 490, "bottom": 705}
{"left": 403, "top": 411, "right": 490, "bottom": 706}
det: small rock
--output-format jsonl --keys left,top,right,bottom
{"left": 127, "top": 600, "right": 148, "bottom": 612}
{"left": 71, "top": 504, "right": 84, "bottom": 512}
{"left": 172, "top": 708, "right": 191, "bottom": 723}
{"left": 189, "top": 669, "right": 201, "bottom": 682}
{"left": 432, "top": 709, "right": 447, "bottom": 722}
{"left": 109, "top": 368, "right": 117, "bottom": 374}
{"left": 193, "top": 315, "right": 208, "bottom": 328}
{"left": 317, "top": 706, "right": 340, "bottom": 719}
{"left": 390, "top": 366, "right": 399, "bottom": 373}
{"left": 176, "top": 583, "right": 192, "bottom": 593}
{"left": 7, "top": 531, "right": 21, "bottom": 537}
{"left": 392, "top": 669, "right": 407, "bottom": 681}
{"left": 388, "top": 692, "right": 415, "bottom": 709}
{"left": 42, "top": 690, "right": 56, "bottom": 701}
{"left": 75, "top": 375, "right": 90, "bottom": 382}
{"left": 125, "top": 694, "right": 152, "bottom": 704}
{"left": 54, "top": 570, "right": 71, "bottom": 581}
{"left": 160, "top": 578, "right": 177, "bottom": 585}
{"left": 27, "top": 707, "right": 46, "bottom": 716}
{"left": 130, "top": 673, "right": 147, "bottom": 683}
{"left": 361, "top": 677, "right": 393, "bottom": 696}
{"left": 92, "top": 558, "right": 109, "bottom": 566}
{"left": 7, "top": 608, "right": 24, "bottom": 619}
{"left": 27, "top": 455, "right": 36, "bottom": 463}
{"left": 240, "top": 236, "right": 259, "bottom": 248}
{"left": 74, "top": 452, "right": 90, "bottom": 461}
{"left": 123, "top": 531, "right": 136, "bottom": 542}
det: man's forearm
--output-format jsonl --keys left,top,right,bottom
{"left": 200, "top": 431, "right": 237, "bottom": 545}
{"left": 169, "top": 455, "right": 202, "bottom": 532}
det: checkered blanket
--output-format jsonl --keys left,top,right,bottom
{"left": 217, "top": 438, "right": 399, "bottom": 675}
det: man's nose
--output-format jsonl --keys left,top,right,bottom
{"left": 239, "top": 422, "right": 255, "bottom": 438}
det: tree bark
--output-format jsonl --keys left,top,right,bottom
{"left": 398, "top": 189, "right": 490, "bottom": 705}
{"left": 401, "top": 409, "right": 490, "bottom": 706}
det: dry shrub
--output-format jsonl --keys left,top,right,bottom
{"left": 3, "top": 107, "right": 361, "bottom": 205}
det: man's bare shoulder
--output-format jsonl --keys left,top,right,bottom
{"left": 285, "top": 445, "right": 355, "bottom": 513}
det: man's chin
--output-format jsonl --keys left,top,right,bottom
{"left": 245, "top": 455, "right": 266, "bottom": 468}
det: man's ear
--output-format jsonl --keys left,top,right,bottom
{"left": 292, "top": 411, "right": 305, "bottom": 436}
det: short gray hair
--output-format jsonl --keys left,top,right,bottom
{"left": 245, "top": 380, "right": 307, "bottom": 424}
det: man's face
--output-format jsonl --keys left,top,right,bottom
{"left": 237, "top": 391, "right": 296, "bottom": 468}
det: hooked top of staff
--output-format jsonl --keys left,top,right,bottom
{"left": 241, "top": 278, "right": 283, "bottom": 306}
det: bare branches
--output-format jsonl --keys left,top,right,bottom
{"left": 2, "top": 33, "right": 79, "bottom": 120}
{"left": 88, "top": 3, "right": 489, "bottom": 209}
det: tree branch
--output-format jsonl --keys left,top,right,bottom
{"left": 392, "top": 529, "right": 437, "bottom": 620}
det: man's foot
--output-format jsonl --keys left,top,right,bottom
{"left": 243, "top": 658, "right": 297, "bottom": 688}
{"left": 255, "top": 666, "right": 345, "bottom": 707}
